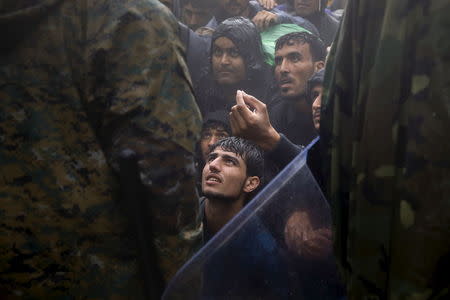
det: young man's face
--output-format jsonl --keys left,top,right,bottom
{"left": 274, "top": 41, "right": 317, "bottom": 100}
{"left": 219, "top": 0, "right": 250, "bottom": 18}
{"left": 294, "top": 0, "right": 321, "bottom": 17}
{"left": 212, "top": 37, "right": 246, "bottom": 87}
{"left": 310, "top": 84, "right": 323, "bottom": 131}
{"left": 202, "top": 147, "right": 250, "bottom": 201}
{"left": 182, "top": 3, "right": 212, "bottom": 31}
{"left": 200, "top": 125, "right": 230, "bottom": 161}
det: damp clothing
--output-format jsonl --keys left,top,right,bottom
{"left": 269, "top": 95, "right": 318, "bottom": 147}
{"left": 321, "top": 0, "right": 450, "bottom": 299}
{"left": 0, "top": 0, "right": 202, "bottom": 297}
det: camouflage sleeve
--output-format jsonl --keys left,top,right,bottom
{"left": 85, "top": 0, "right": 202, "bottom": 281}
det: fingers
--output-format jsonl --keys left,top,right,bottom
{"left": 241, "top": 91, "right": 266, "bottom": 112}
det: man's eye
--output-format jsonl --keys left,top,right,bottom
{"left": 213, "top": 48, "right": 222, "bottom": 57}
{"left": 229, "top": 49, "right": 240, "bottom": 58}
{"left": 311, "top": 92, "right": 319, "bottom": 99}
{"left": 274, "top": 58, "right": 282, "bottom": 66}
{"left": 217, "top": 133, "right": 229, "bottom": 139}
{"left": 225, "top": 159, "right": 236, "bottom": 165}
{"left": 201, "top": 132, "right": 212, "bottom": 139}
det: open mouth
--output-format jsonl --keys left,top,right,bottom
{"left": 206, "top": 174, "right": 222, "bottom": 183}
{"left": 279, "top": 77, "right": 292, "bottom": 85}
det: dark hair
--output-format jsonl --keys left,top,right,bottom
{"left": 209, "top": 137, "right": 264, "bottom": 180}
{"left": 211, "top": 17, "right": 267, "bottom": 80}
{"left": 202, "top": 110, "right": 231, "bottom": 134}
{"left": 275, "top": 31, "right": 326, "bottom": 62}
{"left": 306, "top": 68, "right": 325, "bottom": 104}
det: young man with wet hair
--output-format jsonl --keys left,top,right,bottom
{"left": 200, "top": 137, "right": 264, "bottom": 238}
{"left": 200, "top": 136, "right": 291, "bottom": 298}
{"left": 268, "top": 31, "right": 326, "bottom": 146}
{"left": 195, "top": 17, "right": 272, "bottom": 116}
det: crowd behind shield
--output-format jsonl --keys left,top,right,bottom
{"left": 1, "top": 0, "right": 448, "bottom": 299}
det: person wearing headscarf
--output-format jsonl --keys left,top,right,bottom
{"left": 195, "top": 17, "right": 273, "bottom": 116}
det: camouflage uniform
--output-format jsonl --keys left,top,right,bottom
{"left": 321, "top": 0, "right": 450, "bottom": 299}
{"left": 0, "top": 0, "right": 202, "bottom": 298}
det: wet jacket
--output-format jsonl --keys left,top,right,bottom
{"left": 0, "top": 0, "right": 202, "bottom": 297}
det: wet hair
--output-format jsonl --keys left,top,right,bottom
{"left": 211, "top": 17, "right": 267, "bottom": 80}
{"left": 202, "top": 110, "right": 231, "bottom": 134}
{"left": 275, "top": 31, "right": 326, "bottom": 62}
{"left": 209, "top": 137, "right": 264, "bottom": 180}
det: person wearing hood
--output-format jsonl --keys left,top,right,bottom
{"left": 194, "top": 17, "right": 273, "bottom": 116}
{"left": 0, "top": 0, "right": 202, "bottom": 298}
{"left": 284, "top": 0, "right": 339, "bottom": 46}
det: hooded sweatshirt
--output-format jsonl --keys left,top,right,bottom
{"left": 0, "top": 0, "right": 202, "bottom": 297}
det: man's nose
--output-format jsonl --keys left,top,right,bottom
{"left": 279, "top": 59, "right": 290, "bottom": 73}
{"left": 220, "top": 53, "right": 231, "bottom": 65}
{"left": 208, "top": 157, "right": 221, "bottom": 171}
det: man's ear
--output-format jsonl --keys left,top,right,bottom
{"left": 314, "top": 60, "right": 325, "bottom": 72}
{"left": 243, "top": 176, "right": 260, "bottom": 193}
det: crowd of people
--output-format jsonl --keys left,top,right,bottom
{"left": 1, "top": 0, "right": 448, "bottom": 299}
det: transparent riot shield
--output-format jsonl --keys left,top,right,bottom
{"left": 163, "top": 138, "right": 344, "bottom": 299}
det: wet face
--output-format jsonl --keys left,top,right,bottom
{"left": 212, "top": 37, "right": 246, "bottom": 87}
{"left": 200, "top": 125, "right": 230, "bottom": 161}
{"left": 202, "top": 147, "right": 249, "bottom": 201}
{"left": 219, "top": 0, "right": 250, "bottom": 18}
{"left": 310, "top": 84, "right": 323, "bottom": 131}
{"left": 274, "top": 41, "right": 316, "bottom": 100}
{"left": 182, "top": 3, "right": 212, "bottom": 31}
{"left": 294, "top": 0, "right": 321, "bottom": 17}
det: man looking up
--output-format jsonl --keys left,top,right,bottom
{"left": 200, "top": 137, "right": 292, "bottom": 298}
{"left": 269, "top": 31, "right": 325, "bottom": 146}
{"left": 201, "top": 137, "right": 263, "bottom": 237}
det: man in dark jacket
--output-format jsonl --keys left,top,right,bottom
{"left": 268, "top": 31, "right": 326, "bottom": 146}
